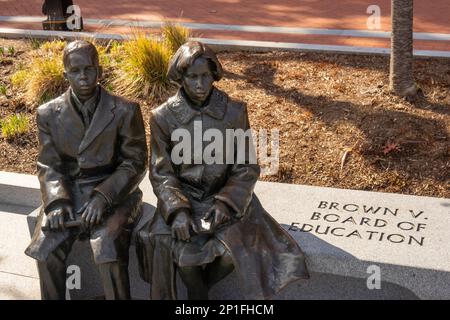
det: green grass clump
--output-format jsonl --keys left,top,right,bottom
{"left": 161, "top": 22, "right": 191, "bottom": 54}
{"left": 10, "top": 69, "right": 28, "bottom": 88}
{"left": 108, "top": 40, "right": 124, "bottom": 64}
{"left": 111, "top": 32, "right": 173, "bottom": 100}
{"left": 0, "top": 85, "right": 6, "bottom": 96}
{"left": 0, "top": 114, "right": 29, "bottom": 139}
{"left": 11, "top": 40, "right": 66, "bottom": 106}
{"left": 28, "top": 38, "right": 43, "bottom": 50}
{"left": 96, "top": 43, "right": 114, "bottom": 72}
{"left": 39, "top": 40, "right": 66, "bottom": 54}
{"left": 29, "top": 55, "right": 65, "bottom": 104}
{"left": 10, "top": 39, "right": 114, "bottom": 106}
{"left": 9, "top": 23, "right": 192, "bottom": 105}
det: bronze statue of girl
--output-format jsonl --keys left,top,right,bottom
{"left": 136, "top": 41, "right": 309, "bottom": 300}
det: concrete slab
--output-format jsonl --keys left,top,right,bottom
{"left": 0, "top": 208, "right": 40, "bottom": 300}
{"left": 0, "top": 171, "right": 40, "bottom": 208}
{"left": 254, "top": 181, "right": 450, "bottom": 300}
{"left": 209, "top": 271, "right": 419, "bottom": 300}
{"left": 0, "top": 272, "right": 40, "bottom": 300}
{"left": 0, "top": 171, "right": 449, "bottom": 299}
{"left": 0, "top": 211, "right": 39, "bottom": 279}
{"left": 0, "top": 203, "right": 35, "bottom": 215}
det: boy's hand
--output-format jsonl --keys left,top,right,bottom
{"left": 203, "top": 200, "right": 232, "bottom": 231}
{"left": 81, "top": 194, "right": 109, "bottom": 228}
{"left": 45, "top": 203, "right": 74, "bottom": 231}
{"left": 171, "top": 209, "right": 195, "bottom": 241}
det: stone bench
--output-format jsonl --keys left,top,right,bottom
{"left": 1, "top": 171, "right": 449, "bottom": 299}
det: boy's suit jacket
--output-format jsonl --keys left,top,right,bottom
{"left": 26, "top": 85, "right": 148, "bottom": 262}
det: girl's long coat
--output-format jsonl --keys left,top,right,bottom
{"left": 136, "top": 88, "right": 309, "bottom": 299}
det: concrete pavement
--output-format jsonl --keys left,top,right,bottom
{"left": 0, "top": 210, "right": 40, "bottom": 300}
{"left": 1, "top": 171, "right": 449, "bottom": 300}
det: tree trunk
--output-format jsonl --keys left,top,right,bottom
{"left": 389, "top": 0, "right": 417, "bottom": 97}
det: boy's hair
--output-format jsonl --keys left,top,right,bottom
{"left": 63, "top": 40, "right": 99, "bottom": 68}
{"left": 167, "top": 41, "right": 223, "bottom": 86}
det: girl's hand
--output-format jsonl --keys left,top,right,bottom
{"left": 171, "top": 209, "right": 195, "bottom": 241}
{"left": 203, "top": 200, "right": 232, "bottom": 231}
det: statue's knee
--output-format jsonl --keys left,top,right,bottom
{"left": 37, "top": 251, "right": 65, "bottom": 269}
{"left": 221, "top": 250, "right": 234, "bottom": 268}
{"left": 178, "top": 266, "right": 203, "bottom": 284}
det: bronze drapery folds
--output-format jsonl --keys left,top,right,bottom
{"left": 136, "top": 41, "right": 309, "bottom": 300}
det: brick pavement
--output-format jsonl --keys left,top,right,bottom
{"left": 0, "top": 0, "right": 449, "bottom": 51}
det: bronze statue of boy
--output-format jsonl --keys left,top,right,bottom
{"left": 136, "top": 41, "right": 309, "bottom": 300}
{"left": 25, "top": 40, "right": 148, "bottom": 300}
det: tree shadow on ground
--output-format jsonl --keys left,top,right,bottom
{"left": 222, "top": 52, "right": 449, "bottom": 189}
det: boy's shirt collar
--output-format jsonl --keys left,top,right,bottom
{"left": 70, "top": 85, "right": 100, "bottom": 117}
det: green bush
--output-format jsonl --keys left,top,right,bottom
{"left": 11, "top": 39, "right": 117, "bottom": 106}
{"left": 110, "top": 32, "right": 173, "bottom": 100}
{"left": 10, "top": 23, "right": 193, "bottom": 105}
{"left": 23, "top": 53, "right": 65, "bottom": 105}
{"left": 11, "top": 40, "right": 66, "bottom": 106}
{"left": 39, "top": 40, "right": 66, "bottom": 54}
{"left": 28, "top": 38, "right": 43, "bottom": 50}
{"left": 108, "top": 40, "right": 124, "bottom": 64}
{"left": 7, "top": 46, "right": 15, "bottom": 56}
{"left": 10, "top": 69, "right": 28, "bottom": 88}
{"left": 0, "top": 113, "right": 29, "bottom": 139}
{"left": 162, "top": 22, "right": 191, "bottom": 54}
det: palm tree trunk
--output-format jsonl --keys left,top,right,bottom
{"left": 389, "top": 0, "right": 417, "bottom": 97}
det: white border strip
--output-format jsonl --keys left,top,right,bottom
{"left": 0, "top": 16, "right": 44, "bottom": 23}
{"left": 0, "top": 27, "right": 126, "bottom": 41}
{"left": 1, "top": 28, "right": 449, "bottom": 58}
{"left": 194, "top": 38, "right": 450, "bottom": 58}
{"left": 1, "top": 15, "right": 450, "bottom": 41}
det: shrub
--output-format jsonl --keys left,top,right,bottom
{"left": 108, "top": 40, "right": 124, "bottom": 64}
{"left": 0, "top": 113, "right": 29, "bottom": 139}
{"left": 162, "top": 22, "right": 191, "bottom": 54}
{"left": 23, "top": 54, "right": 64, "bottom": 105}
{"left": 75, "top": 37, "right": 113, "bottom": 71}
{"left": 110, "top": 32, "right": 173, "bottom": 100}
{"left": 39, "top": 40, "right": 66, "bottom": 54}
{"left": 9, "top": 23, "right": 192, "bottom": 105}
{"left": 29, "top": 55, "right": 66, "bottom": 104}
{"left": 0, "top": 85, "right": 6, "bottom": 96}
{"left": 11, "top": 39, "right": 115, "bottom": 106}
{"left": 97, "top": 45, "right": 111, "bottom": 68}
{"left": 11, "top": 40, "right": 66, "bottom": 106}
{"left": 7, "top": 46, "right": 15, "bottom": 56}
{"left": 10, "top": 69, "right": 28, "bottom": 88}
{"left": 28, "top": 38, "right": 43, "bottom": 50}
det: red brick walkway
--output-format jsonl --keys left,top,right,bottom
{"left": 0, "top": 0, "right": 449, "bottom": 51}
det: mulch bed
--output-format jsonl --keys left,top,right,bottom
{"left": 0, "top": 39, "right": 449, "bottom": 198}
